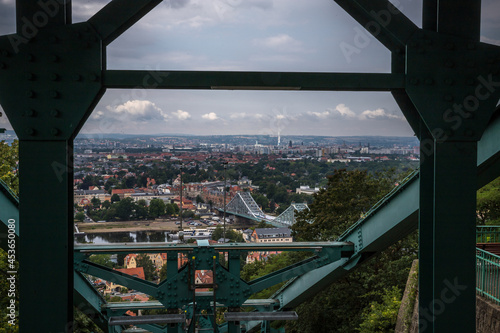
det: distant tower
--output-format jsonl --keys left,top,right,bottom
{"left": 289, "top": 140, "right": 292, "bottom": 148}
{"left": 278, "top": 131, "right": 281, "bottom": 146}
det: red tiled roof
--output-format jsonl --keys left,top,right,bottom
{"left": 115, "top": 267, "right": 145, "bottom": 280}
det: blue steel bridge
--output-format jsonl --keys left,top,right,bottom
{"left": 215, "top": 191, "right": 309, "bottom": 228}
{"left": 1, "top": 1, "right": 500, "bottom": 332}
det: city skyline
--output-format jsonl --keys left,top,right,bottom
{"left": 0, "top": 0, "right": 499, "bottom": 137}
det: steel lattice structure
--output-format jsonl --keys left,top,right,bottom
{"left": 0, "top": 1, "right": 499, "bottom": 332}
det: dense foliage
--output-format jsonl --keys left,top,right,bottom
{"left": 477, "top": 176, "right": 500, "bottom": 225}
{"left": 241, "top": 169, "right": 418, "bottom": 332}
{"left": 0, "top": 140, "right": 18, "bottom": 194}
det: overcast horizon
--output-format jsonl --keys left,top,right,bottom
{"left": 1, "top": 0, "right": 499, "bottom": 137}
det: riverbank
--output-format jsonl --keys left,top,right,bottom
{"left": 76, "top": 219, "right": 255, "bottom": 233}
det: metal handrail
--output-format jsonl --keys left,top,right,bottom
{"left": 476, "top": 226, "right": 500, "bottom": 243}
{"left": 476, "top": 248, "right": 500, "bottom": 305}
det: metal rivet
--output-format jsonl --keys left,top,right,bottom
{"left": 25, "top": 128, "right": 35, "bottom": 136}
{"left": 50, "top": 109, "right": 60, "bottom": 117}
{"left": 25, "top": 109, "right": 36, "bottom": 117}
{"left": 424, "top": 78, "right": 433, "bottom": 85}
{"left": 73, "top": 74, "right": 81, "bottom": 81}
{"left": 444, "top": 78, "right": 454, "bottom": 86}
{"left": 26, "top": 90, "right": 35, "bottom": 98}
{"left": 89, "top": 74, "right": 99, "bottom": 82}
{"left": 51, "top": 128, "right": 60, "bottom": 136}
{"left": 444, "top": 94, "right": 453, "bottom": 102}
{"left": 50, "top": 73, "right": 59, "bottom": 81}
{"left": 26, "top": 54, "right": 34, "bottom": 62}
{"left": 50, "top": 90, "right": 59, "bottom": 98}
{"left": 50, "top": 55, "right": 59, "bottom": 62}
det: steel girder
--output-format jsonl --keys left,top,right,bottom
{"left": 243, "top": 109, "right": 500, "bottom": 332}
{"left": 1, "top": 0, "right": 499, "bottom": 332}
{"left": 272, "top": 203, "right": 309, "bottom": 227}
{"left": 74, "top": 241, "right": 353, "bottom": 332}
{"left": 225, "top": 191, "right": 266, "bottom": 221}
{"left": 0, "top": 1, "right": 163, "bottom": 331}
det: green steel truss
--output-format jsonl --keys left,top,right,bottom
{"left": 224, "top": 191, "right": 267, "bottom": 221}
{"left": 74, "top": 241, "right": 354, "bottom": 332}
{"left": 272, "top": 203, "right": 309, "bottom": 227}
{"left": 1, "top": 0, "right": 500, "bottom": 332}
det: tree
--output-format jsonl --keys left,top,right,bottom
{"left": 136, "top": 254, "right": 156, "bottom": 281}
{"left": 90, "top": 196, "right": 101, "bottom": 209}
{"left": 358, "top": 287, "right": 402, "bottom": 333}
{"left": 159, "top": 263, "right": 168, "bottom": 281}
{"left": 102, "top": 200, "right": 111, "bottom": 209}
{"left": 165, "top": 203, "right": 175, "bottom": 216}
{"left": 75, "top": 212, "right": 85, "bottom": 222}
{"left": 196, "top": 194, "right": 205, "bottom": 204}
{"left": 283, "top": 169, "right": 416, "bottom": 332}
{"left": 115, "top": 198, "right": 135, "bottom": 220}
{"left": 111, "top": 194, "right": 121, "bottom": 202}
{"left": 88, "top": 254, "right": 115, "bottom": 269}
{"left": 477, "top": 176, "right": 500, "bottom": 225}
{"left": 0, "top": 139, "right": 19, "bottom": 194}
{"left": 292, "top": 169, "right": 393, "bottom": 241}
{"left": 212, "top": 225, "right": 223, "bottom": 241}
{"left": 134, "top": 199, "right": 148, "bottom": 219}
{"left": 149, "top": 198, "right": 166, "bottom": 218}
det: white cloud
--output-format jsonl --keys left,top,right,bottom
{"left": 172, "top": 110, "right": 191, "bottom": 120}
{"left": 230, "top": 112, "right": 248, "bottom": 119}
{"left": 358, "top": 108, "right": 403, "bottom": 121}
{"left": 253, "top": 34, "right": 305, "bottom": 53}
{"left": 202, "top": 112, "right": 219, "bottom": 120}
{"left": 106, "top": 100, "right": 169, "bottom": 122}
{"left": 307, "top": 104, "right": 356, "bottom": 119}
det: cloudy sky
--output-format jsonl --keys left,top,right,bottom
{"left": 0, "top": 0, "right": 499, "bottom": 137}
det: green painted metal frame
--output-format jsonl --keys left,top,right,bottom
{"left": 476, "top": 248, "right": 500, "bottom": 305}
{"left": 2, "top": 0, "right": 500, "bottom": 332}
{"left": 74, "top": 241, "right": 352, "bottom": 332}
{"left": 476, "top": 226, "right": 500, "bottom": 244}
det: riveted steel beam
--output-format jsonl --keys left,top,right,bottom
{"left": 74, "top": 271, "right": 108, "bottom": 332}
{"left": 104, "top": 71, "right": 406, "bottom": 91}
{"left": 334, "top": 0, "right": 418, "bottom": 52}
{"left": 88, "top": 0, "right": 162, "bottom": 45}
{"left": 437, "top": 0, "right": 481, "bottom": 41}
{"left": 16, "top": 0, "right": 71, "bottom": 32}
